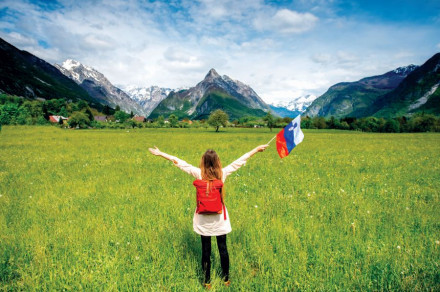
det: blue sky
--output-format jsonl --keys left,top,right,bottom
{"left": 1, "top": 0, "right": 439, "bottom": 103}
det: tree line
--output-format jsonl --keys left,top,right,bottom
{"left": 299, "top": 114, "right": 440, "bottom": 133}
{"left": 1, "top": 94, "right": 439, "bottom": 132}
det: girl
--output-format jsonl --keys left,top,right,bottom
{"left": 148, "top": 144, "right": 269, "bottom": 288}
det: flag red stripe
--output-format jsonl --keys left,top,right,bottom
{"left": 276, "top": 129, "right": 289, "bottom": 158}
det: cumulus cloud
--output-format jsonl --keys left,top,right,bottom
{"left": 0, "top": 31, "right": 37, "bottom": 47}
{"left": 272, "top": 9, "right": 318, "bottom": 34}
{"left": 161, "top": 47, "right": 206, "bottom": 71}
{"left": 254, "top": 9, "right": 318, "bottom": 34}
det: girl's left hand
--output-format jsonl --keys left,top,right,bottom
{"left": 148, "top": 146, "right": 162, "bottom": 156}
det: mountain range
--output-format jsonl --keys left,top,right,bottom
{"left": 149, "top": 69, "right": 270, "bottom": 120}
{"left": 54, "top": 59, "right": 147, "bottom": 116}
{"left": 121, "top": 85, "right": 173, "bottom": 117}
{"left": 0, "top": 37, "right": 98, "bottom": 106}
{"left": 269, "top": 94, "right": 317, "bottom": 118}
{"left": 304, "top": 53, "right": 440, "bottom": 118}
{"left": 365, "top": 53, "right": 440, "bottom": 117}
{"left": 1, "top": 37, "right": 439, "bottom": 119}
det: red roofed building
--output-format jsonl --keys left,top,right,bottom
{"left": 49, "top": 115, "right": 68, "bottom": 123}
{"left": 133, "top": 116, "right": 146, "bottom": 122}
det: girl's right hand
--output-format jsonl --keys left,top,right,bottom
{"left": 255, "top": 144, "right": 269, "bottom": 152}
{"left": 148, "top": 146, "right": 162, "bottom": 156}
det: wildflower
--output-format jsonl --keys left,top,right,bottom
{"left": 29, "top": 196, "right": 32, "bottom": 198}
{"left": 406, "top": 207, "right": 410, "bottom": 211}
{"left": 116, "top": 242, "right": 120, "bottom": 246}
{"left": 397, "top": 245, "right": 401, "bottom": 250}
{"left": 135, "top": 256, "right": 140, "bottom": 260}
{"left": 435, "top": 240, "right": 439, "bottom": 245}
{"left": 127, "top": 242, "right": 130, "bottom": 245}
{"left": 340, "top": 188, "right": 345, "bottom": 193}
{"left": 254, "top": 205, "right": 258, "bottom": 208}
{"left": 367, "top": 210, "right": 370, "bottom": 214}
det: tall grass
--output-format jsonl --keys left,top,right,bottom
{"left": 0, "top": 126, "right": 439, "bottom": 290}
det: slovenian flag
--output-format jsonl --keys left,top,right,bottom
{"left": 276, "top": 115, "right": 304, "bottom": 158}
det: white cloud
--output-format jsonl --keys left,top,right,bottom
{"left": 160, "top": 47, "right": 206, "bottom": 72}
{"left": 272, "top": 9, "right": 318, "bottom": 34}
{"left": 0, "top": 31, "right": 37, "bottom": 47}
{"left": 254, "top": 9, "right": 318, "bottom": 34}
{"left": 83, "top": 35, "right": 114, "bottom": 50}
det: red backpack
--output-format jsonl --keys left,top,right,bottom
{"left": 193, "top": 179, "right": 226, "bottom": 220}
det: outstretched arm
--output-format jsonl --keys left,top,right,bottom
{"left": 148, "top": 146, "right": 177, "bottom": 163}
{"left": 247, "top": 144, "right": 269, "bottom": 158}
{"left": 148, "top": 146, "right": 201, "bottom": 179}
{"left": 222, "top": 144, "right": 269, "bottom": 180}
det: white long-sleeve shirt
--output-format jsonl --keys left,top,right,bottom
{"left": 169, "top": 152, "right": 252, "bottom": 236}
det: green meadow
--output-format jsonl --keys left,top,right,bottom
{"left": 0, "top": 126, "right": 439, "bottom": 291}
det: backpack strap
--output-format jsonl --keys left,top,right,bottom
{"left": 219, "top": 185, "right": 227, "bottom": 221}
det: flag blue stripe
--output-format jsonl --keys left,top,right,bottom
{"left": 283, "top": 121, "right": 296, "bottom": 153}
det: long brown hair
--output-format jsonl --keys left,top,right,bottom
{"left": 200, "top": 149, "right": 225, "bottom": 201}
{"left": 200, "top": 149, "right": 223, "bottom": 180}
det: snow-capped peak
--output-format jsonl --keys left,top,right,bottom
{"left": 55, "top": 59, "right": 104, "bottom": 84}
{"left": 393, "top": 64, "right": 418, "bottom": 76}
{"left": 271, "top": 94, "right": 317, "bottom": 112}
{"left": 61, "top": 59, "right": 81, "bottom": 70}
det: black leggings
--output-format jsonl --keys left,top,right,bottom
{"left": 201, "top": 234, "right": 229, "bottom": 283}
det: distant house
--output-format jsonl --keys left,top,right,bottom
{"left": 94, "top": 116, "right": 108, "bottom": 122}
{"left": 182, "top": 119, "right": 193, "bottom": 125}
{"left": 133, "top": 116, "right": 146, "bottom": 122}
{"left": 49, "top": 115, "right": 68, "bottom": 123}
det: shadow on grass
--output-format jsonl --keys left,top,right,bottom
{"left": 181, "top": 230, "right": 204, "bottom": 284}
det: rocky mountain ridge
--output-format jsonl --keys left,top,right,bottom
{"left": 121, "top": 85, "right": 173, "bottom": 117}
{"left": 55, "top": 59, "right": 147, "bottom": 116}
{"left": 273, "top": 94, "right": 317, "bottom": 112}
{"left": 366, "top": 53, "right": 440, "bottom": 117}
{"left": 304, "top": 64, "right": 421, "bottom": 118}
{"left": 0, "top": 38, "right": 97, "bottom": 105}
{"left": 149, "top": 69, "right": 270, "bottom": 119}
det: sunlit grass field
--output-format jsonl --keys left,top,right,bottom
{"left": 0, "top": 126, "right": 439, "bottom": 291}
